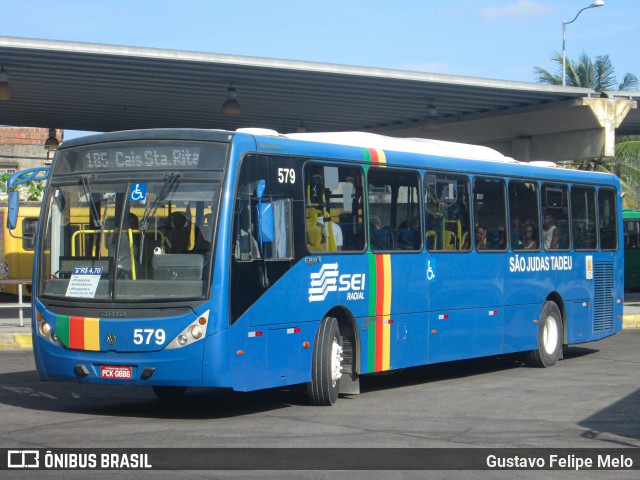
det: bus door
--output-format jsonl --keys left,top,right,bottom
{"left": 365, "top": 166, "right": 429, "bottom": 371}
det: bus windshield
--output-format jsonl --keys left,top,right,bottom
{"left": 39, "top": 176, "right": 219, "bottom": 302}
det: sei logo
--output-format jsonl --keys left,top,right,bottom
{"left": 338, "top": 273, "right": 366, "bottom": 300}
{"left": 308, "top": 263, "right": 366, "bottom": 302}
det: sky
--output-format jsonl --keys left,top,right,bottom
{"left": 2, "top": 0, "right": 639, "bottom": 137}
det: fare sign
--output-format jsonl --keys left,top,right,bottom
{"left": 65, "top": 267, "right": 103, "bottom": 298}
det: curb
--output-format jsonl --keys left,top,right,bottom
{"left": 0, "top": 332, "right": 32, "bottom": 350}
{"left": 623, "top": 315, "right": 640, "bottom": 330}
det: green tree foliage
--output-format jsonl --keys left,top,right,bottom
{"left": 614, "top": 136, "right": 640, "bottom": 209}
{"left": 534, "top": 52, "right": 638, "bottom": 92}
{"left": 0, "top": 172, "right": 46, "bottom": 202}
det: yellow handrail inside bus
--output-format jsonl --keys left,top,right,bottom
{"left": 70, "top": 229, "right": 166, "bottom": 280}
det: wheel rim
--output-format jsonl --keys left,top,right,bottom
{"left": 330, "top": 338, "right": 344, "bottom": 387}
{"left": 542, "top": 316, "right": 559, "bottom": 355}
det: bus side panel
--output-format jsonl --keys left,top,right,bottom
{"left": 427, "top": 252, "right": 504, "bottom": 362}
{"left": 201, "top": 329, "right": 232, "bottom": 388}
{"left": 566, "top": 300, "right": 592, "bottom": 343}
{"left": 428, "top": 307, "right": 503, "bottom": 363}
{"left": 502, "top": 305, "right": 539, "bottom": 354}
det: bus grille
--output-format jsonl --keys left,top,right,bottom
{"left": 593, "top": 262, "right": 614, "bottom": 332}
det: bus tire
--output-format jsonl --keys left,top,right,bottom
{"left": 152, "top": 386, "right": 187, "bottom": 401}
{"left": 526, "top": 301, "right": 563, "bottom": 368}
{"left": 307, "top": 316, "right": 343, "bottom": 406}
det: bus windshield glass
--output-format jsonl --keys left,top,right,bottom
{"left": 39, "top": 175, "right": 219, "bottom": 302}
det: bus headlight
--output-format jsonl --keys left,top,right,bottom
{"left": 41, "top": 322, "right": 52, "bottom": 336}
{"left": 38, "top": 320, "right": 63, "bottom": 346}
{"left": 165, "top": 310, "right": 210, "bottom": 350}
{"left": 190, "top": 325, "right": 203, "bottom": 340}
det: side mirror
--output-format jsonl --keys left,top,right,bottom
{"left": 256, "top": 202, "right": 274, "bottom": 243}
{"left": 255, "top": 179, "right": 274, "bottom": 244}
{"left": 7, "top": 191, "right": 19, "bottom": 230}
{"left": 5, "top": 167, "right": 50, "bottom": 231}
{"left": 256, "top": 180, "right": 266, "bottom": 200}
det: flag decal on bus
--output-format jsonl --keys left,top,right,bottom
{"left": 55, "top": 315, "right": 101, "bottom": 351}
{"left": 363, "top": 254, "right": 392, "bottom": 373}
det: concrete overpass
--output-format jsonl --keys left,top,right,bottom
{"left": 0, "top": 36, "right": 637, "bottom": 162}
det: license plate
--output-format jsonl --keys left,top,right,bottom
{"left": 100, "top": 365, "right": 133, "bottom": 380}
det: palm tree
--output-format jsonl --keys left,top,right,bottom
{"left": 595, "top": 136, "right": 640, "bottom": 210}
{"left": 534, "top": 52, "right": 638, "bottom": 92}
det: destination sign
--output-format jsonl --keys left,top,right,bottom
{"left": 54, "top": 142, "right": 228, "bottom": 174}
{"left": 83, "top": 148, "right": 200, "bottom": 170}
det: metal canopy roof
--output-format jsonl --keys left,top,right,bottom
{"left": 0, "top": 35, "right": 628, "bottom": 136}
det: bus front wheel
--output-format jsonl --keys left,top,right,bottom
{"left": 307, "top": 316, "right": 343, "bottom": 406}
{"left": 526, "top": 301, "right": 563, "bottom": 368}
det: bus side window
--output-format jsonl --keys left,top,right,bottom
{"left": 368, "top": 168, "right": 422, "bottom": 252}
{"left": 21, "top": 217, "right": 38, "bottom": 251}
{"left": 473, "top": 177, "right": 507, "bottom": 252}
{"left": 425, "top": 173, "right": 471, "bottom": 252}
{"left": 509, "top": 181, "right": 540, "bottom": 252}
{"left": 598, "top": 187, "right": 618, "bottom": 251}
{"left": 304, "top": 163, "right": 365, "bottom": 253}
{"left": 571, "top": 186, "right": 597, "bottom": 251}
{"left": 542, "top": 184, "right": 570, "bottom": 251}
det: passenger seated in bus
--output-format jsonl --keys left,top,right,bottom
{"left": 167, "top": 211, "right": 191, "bottom": 253}
{"left": 397, "top": 219, "right": 419, "bottom": 250}
{"left": 317, "top": 216, "right": 343, "bottom": 251}
{"left": 370, "top": 219, "right": 393, "bottom": 250}
{"left": 193, "top": 214, "right": 213, "bottom": 254}
{"left": 524, "top": 226, "right": 538, "bottom": 249}
{"left": 193, "top": 226, "right": 211, "bottom": 254}
{"left": 475, "top": 227, "right": 487, "bottom": 251}
{"left": 543, "top": 214, "right": 560, "bottom": 250}
{"left": 461, "top": 231, "right": 470, "bottom": 250}
{"left": 109, "top": 212, "right": 139, "bottom": 279}
{"left": 489, "top": 226, "right": 506, "bottom": 250}
{"left": 511, "top": 217, "right": 524, "bottom": 249}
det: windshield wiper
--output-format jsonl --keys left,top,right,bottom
{"left": 138, "top": 173, "right": 181, "bottom": 261}
{"left": 81, "top": 175, "right": 103, "bottom": 229}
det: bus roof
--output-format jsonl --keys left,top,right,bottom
{"left": 57, "top": 128, "right": 619, "bottom": 187}
{"left": 285, "top": 131, "right": 516, "bottom": 163}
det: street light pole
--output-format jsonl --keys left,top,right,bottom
{"left": 562, "top": 0, "right": 605, "bottom": 86}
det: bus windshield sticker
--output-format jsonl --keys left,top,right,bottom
{"left": 65, "top": 267, "right": 103, "bottom": 298}
{"left": 129, "top": 182, "right": 147, "bottom": 202}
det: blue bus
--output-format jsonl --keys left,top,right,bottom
{"left": 7, "top": 128, "right": 623, "bottom": 405}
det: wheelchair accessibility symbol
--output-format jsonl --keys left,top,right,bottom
{"left": 426, "top": 260, "right": 436, "bottom": 281}
{"left": 129, "top": 182, "right": 147, "bottom": 202}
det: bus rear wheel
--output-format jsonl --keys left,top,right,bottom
{"left": 307, "top": 316, "right": 343, "bottom": 406}
{"left": 526, "top": 301, "right": 563, "bottom": 368}
{"left": 152, "top": 386, "right": 187, "bottom": 401}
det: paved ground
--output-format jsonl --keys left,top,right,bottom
{"left": 1, "top": 292, "right": 638, "bottom": 479}
{"left": 0, "top": 330, "right": 638, "bottom": 479}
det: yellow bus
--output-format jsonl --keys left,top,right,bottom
{"left": 0, "top": 202, "right": 40, "bottom": 296}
